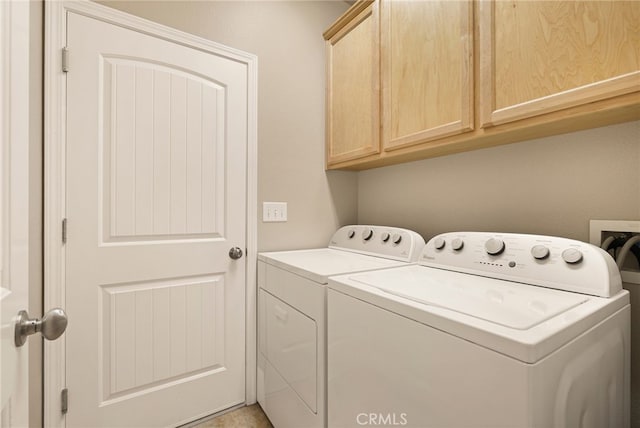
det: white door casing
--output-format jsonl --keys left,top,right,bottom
{"left": 44, "top": 2, "right": 258, "bottom": 426}
{"left": 1, "top": 1, "right": 33, "bottom": 426}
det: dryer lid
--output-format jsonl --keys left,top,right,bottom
{"left": 258, "top": 248, "right": 409, "bottom": 284}
{"left": 350, "top": 266, "right": 589, "bottom": 330}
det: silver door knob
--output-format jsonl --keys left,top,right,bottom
{"left": 229, "top": 247, "right": 244, "bottom": 260}
{"left": 15, "top": 308, "right": 68, "bottom": 347}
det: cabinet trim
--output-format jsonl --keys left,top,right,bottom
{"left": 485, "top": 70, "right": 640, "bottom": 127}
{"left": 328, "top": 92, "right": 640, "bottom": 171}
{"left": 384, "top": 120, "right": 467, "bottom": 149}
{"left": 479, "top": 0, "right": 640, "bottom": 128}
{"left": 324, "top": 0, "right": 374, "bottom": 40}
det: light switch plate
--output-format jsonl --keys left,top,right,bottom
{"left": 263, "top": 202, "right": 287, "bottom": 222}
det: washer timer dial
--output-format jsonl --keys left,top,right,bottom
{"left": 562, "top": 248, "right": 583, "bottom": 264}
{"left": 362, "top": 228, "right": 374, "bottom": 241}
{"left": 485, "top": 238, "right": 505, "bottom": 255}
{"left": 451, "top": 238, "right": 464, "bottom": 251}
{"left": 531, "top": 245, "right": 550, "bottom": 260}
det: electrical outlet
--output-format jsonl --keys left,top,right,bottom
{"left": 263, "top": 202, "right": 287, "bottom": 222}
{"left": 590, "top": 220, "right": 640, "bottom": 285}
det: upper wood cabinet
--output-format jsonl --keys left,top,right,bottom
{"left": 382, "top": 0, "right": 474, "bottom": 150}
{"left": 324, "top": 0, "right": 640, "bottom": 170}
{"left": 324, "top": 1, "right": 380, "bottom": 166}
{"left": 480, "top": 1, "right": 640, "bottom": 127}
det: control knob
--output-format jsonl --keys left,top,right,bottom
{"left": 392, "top": 233, "right": 402, "bottom": 245}
{"left": 347, "top": 229, "right": 355, "bottom": 239}
{"left": 362, "top": 228, "right": 374, "bottom": 241}
{"left": 433, "top": 237, "right": 445, "bottom": 250}
{"left": 562, "top": 248, "right": 583, "bottom": 264}
{"left": 531, "top": 245, "right": 550, "bottom": 260}
{"left": 485, "top": 238, "right": 505, "bottom": 255}
{"left": 452, "top": 238, "right": 464, "bottom": 251}
{"left": 381, "top": 232, "right": 390, "bottom": 243}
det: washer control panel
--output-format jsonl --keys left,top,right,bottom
{"left": 420, "top": 232, "right": 622, "bottom": 297}
{"left": 329, "top": 225, "right": 426, "bottom": 262}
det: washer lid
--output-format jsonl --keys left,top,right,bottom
{"left": 351, "top": 267, "right": 588, "bottom": 330}
{"left": 330, "top": 265, "right": 629, "bottom": 363}
{"left": 258, "top": 249, "right": 409, "bottom": 284}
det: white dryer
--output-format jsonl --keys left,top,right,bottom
{"left": 327, "top": 232, "right": 630, "bottom": 428}
{"left": 257, "top": 225, "right": 425, "bottom": 428}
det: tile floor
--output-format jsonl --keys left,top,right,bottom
{"left": 191, "top": 404, "right": 273, "bottom": 428}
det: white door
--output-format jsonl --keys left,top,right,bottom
{"left": 1, "top": 1, "right": 33, "bottom": 426}
{"left": 64, "top": 10, "right": 247, "bottom": 427}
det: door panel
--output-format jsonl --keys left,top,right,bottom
{"left": 66, "top": 11, "right": 247, "bottom": 427}
{"left": 102, "top": 58, "right": 225, "bottom": 241}
{"left": 100, "top": 275, "right": 225, "bottom": 399}
{"left": 1, "top": 1, "right": 32, "bottom": 426}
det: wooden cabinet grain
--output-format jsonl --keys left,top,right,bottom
{"left": 324, "top": 0, "right": 640, "bottom": 170}
{"left": 382, "top": 0, "right": 473, "bottom": 150}
{"left": 480, "top": 0, "right": 640, "bottom": 127}
{"left": 324, "top": 1, "right": 380, "bottom": 166}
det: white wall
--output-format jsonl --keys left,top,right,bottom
{"left": 99, "top": 1, "right": 356, "bottom": 252}
{"left": 358, "top": 120, "right": 640, "bottom": 243}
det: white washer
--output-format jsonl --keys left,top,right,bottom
{"left": 327, "top": 232, "right": 630, "bottom": 428}
{"left": 257, "top": 225, "right": 425, "bottom": 428}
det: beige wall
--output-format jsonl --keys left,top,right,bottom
{"left": 99, "top": 0, "right": 356, "bottom": 251}
{"left": 359, "top": 121, "right": 640, "bottom": 428}
{"left": 358, "top": 120, "right": 640, "bottom": 243}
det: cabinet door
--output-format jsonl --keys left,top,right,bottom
{"left": 381, "top": 0, "right": 473, "bottom": 151}
{"left": 480, "top": 0, "right": 640, "bottom": 127}
{"left": 325, "top": 2, "right": 380, "bottom": 166}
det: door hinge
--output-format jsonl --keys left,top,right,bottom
{"left": 62, "top": 218, "right": 67, "bottom": 244}
{"left": 62, "top": 47, "right": 69, "bottom": 73}
{"left": 61, "top": 388, "right": 68, "bottom": 414}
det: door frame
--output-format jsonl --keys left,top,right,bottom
{"left": 43, "top": 1, "right": 258, "bottom": 426}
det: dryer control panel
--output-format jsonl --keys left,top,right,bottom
{"left": 329, "top": 225, "right": 425, "bottom": 262}
{"left": 421, "top": 232, "right": 622, "bottom": 297}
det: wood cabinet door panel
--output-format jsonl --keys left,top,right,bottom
{"left": 481, "top": 0, "right": 640, "bottom": 127}
{"left": 326, "top": 2, "right": 380, "bottom": 166}
{"left": 382, "top": 0, "right": 473, "bottom": 151}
